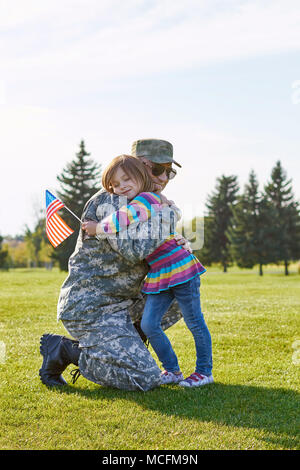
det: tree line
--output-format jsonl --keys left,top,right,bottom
{"left": 193, "top": 162, "right": 300, "bottom": 275}
{"left": 1, "top": 141, "right": 101, "bottom": 271}
{"left": 1, "top": 141, "right": 300, "bottom": 275}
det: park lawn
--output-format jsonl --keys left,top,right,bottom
{"left": 0, "top": 267, "right": 299, "bottom": 450}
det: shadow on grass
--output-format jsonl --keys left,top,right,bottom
{"left": 56, "top": 380, "right": 299, "bottom": 449}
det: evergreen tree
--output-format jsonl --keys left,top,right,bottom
{"left": 264, "top": 161, "right": 300, "bottom": 275}
{"left": 227, "top": 170, "right": 276, "bottom": 275}
{"left": 201, "top": 175, "right": 239, "bottom": 272}
{"left": 53, "top": 140, "right": 102, "bottom": 271}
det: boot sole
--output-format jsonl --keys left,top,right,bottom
{"left": 39, "top": 334, "right": 67, "bottom": 386}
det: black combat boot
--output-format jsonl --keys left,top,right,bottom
{"left": 39, "top": 333, "right": 81, "bottom": 387}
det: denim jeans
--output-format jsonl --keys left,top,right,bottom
{"left": 141, "top": 276, "right": 212, "bottom": 376}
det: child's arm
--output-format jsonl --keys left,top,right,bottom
{"left": 160, "top": 194, "right": 182, "bottom": 221}
{"left": 82, "top": 192, "right": 162, "bottom": 237}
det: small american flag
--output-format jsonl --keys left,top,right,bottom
{"left": 45, "top": 190, "right": 74, "bottom": 247}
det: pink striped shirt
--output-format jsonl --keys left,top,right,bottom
{"left": 99, "top": 192, "right": 206, "bottom": 293}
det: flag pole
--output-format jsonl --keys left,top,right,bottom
{"left": 46, "top": 189, "right": 82, "bottom": 223}
{"left": 63, "top": 205, "right": 82, "bottom": 223}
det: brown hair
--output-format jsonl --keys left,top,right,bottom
{"left": 102, "top": 154, "right": 156, "bottom": 194}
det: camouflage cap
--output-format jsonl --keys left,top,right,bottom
{"left": 131, "top": 139, "right": 182, "bottom": 167}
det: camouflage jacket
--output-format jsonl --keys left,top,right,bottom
{"left": 57, "top": 190, "right": 182, "bottom": 328}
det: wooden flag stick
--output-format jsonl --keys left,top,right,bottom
{"left": 63, "top": 205, "right": 82, "bottom": 223}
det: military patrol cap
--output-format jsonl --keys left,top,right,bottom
{"left": 131, "top": 139, "right": 182, "bottom": 168}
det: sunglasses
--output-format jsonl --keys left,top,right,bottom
{"left": 145, "top": 162, "right": 177, "bottom": 180}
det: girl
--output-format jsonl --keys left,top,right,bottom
{"left": 82, "top": 155, "right": 213, "bottom": 387}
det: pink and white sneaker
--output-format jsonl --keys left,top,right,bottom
{"left": 179, "top": 372, "right": 214, "bottom": 388}
{"left": 160, "top": 370, "right": 184, "bottom": 384}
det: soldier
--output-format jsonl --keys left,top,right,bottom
{"left": 39, "top": 139, "right": 188, "bottom": 391}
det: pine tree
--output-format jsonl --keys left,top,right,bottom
{"left": 264, "top": 161, "right": 300, "bottom": 275}
{"left": 227, "top": 170, "right": 276, "bottom": 275}
{"left": 201, "top": 175, "right": 239, "bottom": 272}
{"left": 53, "top": 140, "right": 102, "bottom": 270}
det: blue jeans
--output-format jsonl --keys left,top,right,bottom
{"left": 141, "top": 276, "right": 212, "bottom": 376}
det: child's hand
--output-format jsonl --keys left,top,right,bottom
{"left": 82, "top": 220, "right": 98, "bottom": 236}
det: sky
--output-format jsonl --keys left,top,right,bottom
{"left": 1, "top": 0, "right": 300, "bottom": 236}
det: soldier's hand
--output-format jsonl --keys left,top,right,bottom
{"left": 153, "top": 182, "right": 163, "bottom": 192}
{"left": 160, "top": 194, "right": 175, "bottom": 206}
{"left": 173, "top": 234, "right": 193, "bottom": 253}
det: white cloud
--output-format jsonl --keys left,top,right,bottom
{"left": 1, "top": 0, "right": 300, "bottom": 82}
{"left": 0, "top": 0, "right": 300, "bottom": 235}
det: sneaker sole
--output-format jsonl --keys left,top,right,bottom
{"left": 161, "top": 379, "right": 184, "bottom": 385}
{"left": 179, "top": 376, "right": 214, "bottom": 388}
{"left": 160, "top": 374, "right": 184, "bottom": 385}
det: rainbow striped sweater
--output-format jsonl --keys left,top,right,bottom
{"left": 99, "top": 192, "right": 206, "bottom": 294}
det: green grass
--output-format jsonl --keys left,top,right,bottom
{"left": 0, "top": 267, "right": 299, "bottom": 450}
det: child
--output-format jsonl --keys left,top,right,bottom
{"left": 82, "top": 155, "right": 213, "bottom": 387}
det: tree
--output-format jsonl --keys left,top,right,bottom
{"left": 2, "top": 235, "right": 27, "bottom": 268}
{"left": 201, "top": 175, "right": 239, "bottom": 272}
{"left": 25, "top": 217, "right": 46, "bottom": 267}
{"left": 7, "top": 241, "right": 28, "bottom": 268}
{"left": 53, "top": 140, "right": 102, "bottom": 270}
{"left": 39, "top": 239, "right": 54, "bottom": 269}
{"left": 264, "top": 161, "right": 300, "bottom": 275}
{"left": 0, "top": 235, "right": 9, "bottom": 270}
{"left": 227, "top": 170, "right": 276, "bottom": 275}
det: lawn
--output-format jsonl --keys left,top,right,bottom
{"left": 0, "top": 266, "right": 299, "bottom": 450}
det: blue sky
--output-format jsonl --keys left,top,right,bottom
{"left": 1, "top": 0, "right": 300, "bottom": 236}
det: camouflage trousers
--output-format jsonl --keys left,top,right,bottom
{"left": 62, "top": 295, "right": 182, "bottom": 392}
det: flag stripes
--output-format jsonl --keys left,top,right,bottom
{"left": 46, "top": 212, "right": 74, "bottom": 247}
{"left": 46, "top": 199, "right": 64, "bottom": 220}
{"left": 45, "top": 190, "right": 74, "bottom": 247}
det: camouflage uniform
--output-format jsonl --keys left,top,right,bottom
{"left": 57, "top": 190, "right": 182, "bottom": 391}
